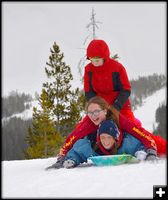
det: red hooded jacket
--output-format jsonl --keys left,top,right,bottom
{"left": 84, "top": 39, "right": 137, "bottom": 123}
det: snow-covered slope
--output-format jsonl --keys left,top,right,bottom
{"left": 2, "top": 86, "right": 167, "bottom": 198}
{"left": 2, "top": 99, "right": 40, "bottom": 124}
{"left": 2, "top": 157, "right": 166, "bottom": 198}
{"left": 134, "top": 87, "right": 166, "bottom": 132}
{"left": 2, "top": 158, "right": 166, "bottom": 198}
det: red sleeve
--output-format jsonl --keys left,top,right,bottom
{"left": 59, "top": 115, "right": 98, "bottom": 156}
{"left": 118, "top": 113, "right": 157, "bottom": 151}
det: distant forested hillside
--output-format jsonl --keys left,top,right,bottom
{"left": 2, "top": 118, "right": 32, "bottom": 160}
{"left": 2, "top": 91, "right": 32, "bottom": 118}
{"left": 130, "top": 73, "right": 166, "bottom": 111}
{"left": 153, "top": 102, "right": 166, "bottom": 139}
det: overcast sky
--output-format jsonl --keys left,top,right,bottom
{"left": 2, "top": 2, "right": 166, "bottom": 97}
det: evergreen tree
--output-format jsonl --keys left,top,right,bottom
{"left": 153, "top": 102, "right": 166, "bottom": 139}
{"left": 43, "top": 42, "right": 84, "bottom": 136}
{"left": 111, "top": 54, "right": 119, "bottom": 61}
{"left": 25, "top": 42, "right": 86, "bottom": 159}
{"left": 2, "top": 117, "right": 32, "bottom": 161}
{"left": 60, "top": 88, "right": 85, "bottom": 136}
{"left": 25, "top": 89, "right": 64, "bottom": 159}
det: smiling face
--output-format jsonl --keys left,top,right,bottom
{"left": 87, "top": 103, "right": 107, "bottom": 125}
{"left": 99, "top": 133, "right": 116, "bottom": 150}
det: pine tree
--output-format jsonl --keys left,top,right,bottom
{"left": 111, "top": 54, "right": 120, "bottom": 61}
{"left": 25, "top": 89, "right": 64, "bottom": 159}
{"left": 43, "top": 42, "right": 84, "bottom": 136}
{"left": 25, "top": 42, "right": 85, "bottom": 159}
{"left": 60, "top": 88, "right": 85, "bottom": 136}
{"left": 153, "top": 102, "right": 166, "bottom": 139}
{"left": 43, "top": 42, "right": 72, "bottom": 131}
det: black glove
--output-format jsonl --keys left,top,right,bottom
{"left": 146, "top": 149, "right": 157, "bottom": 161}
{"left": 45, "top": 155, "right": 65, "bottom": 170}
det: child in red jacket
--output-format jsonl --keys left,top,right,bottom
{"left": 84, "top": 39, "right": 139, "bottom": 124}
{"left": 50, "top": 40, "right": 165, "bottom": 168}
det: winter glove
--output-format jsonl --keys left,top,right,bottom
{"left": 145, "top": 149, "right": 157, "bottom": 161}
{"left": 45, "top": 155, "right": 65, "bottom": 170}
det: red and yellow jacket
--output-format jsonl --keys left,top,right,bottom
{"left": 59, "top": 114, "right": 166, "bottom": 157}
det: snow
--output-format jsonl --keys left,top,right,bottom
{"left": 134, "top": 87, "right": 166, "bottom": 132}
{"left": 11, "top": 100, "right": 41, "bottom": 120}
{"left": 2, "top": 87, "right": 167, "bottom": 198}
{"left": 2, "top": 157, "right": 166, "bottom": 198}
{"left": 2, "top": 99, "right": 40, "bottom": 124}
